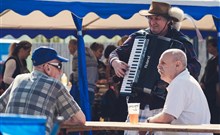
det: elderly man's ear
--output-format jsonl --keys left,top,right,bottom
{"left": 176, "top": 61, "right": 183, "bottom": 69}
{"left": 43, "top": 64, "right": 51, "bottom": 74}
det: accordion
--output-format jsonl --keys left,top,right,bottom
{"left": 120, "top": 34, "right": 183, "bottom": 96}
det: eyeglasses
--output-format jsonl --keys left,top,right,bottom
{"left": 48, "top": 63, "right": 62, "bottom": 70}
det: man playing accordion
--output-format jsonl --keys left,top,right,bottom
{"left": 109, "top": 1, "right": 201, "bottom": 135}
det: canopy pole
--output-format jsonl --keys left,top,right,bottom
{"left": 71, "top": 13, "right": 91, "bottom": 122}
{"left": 83, "top": 17, "right": 100, "bottom": 29}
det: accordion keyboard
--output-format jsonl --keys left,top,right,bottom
{"left": 120, "top": 36, "right": 149, "bottom": 95}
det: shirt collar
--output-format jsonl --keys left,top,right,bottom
{"left": 32, "top": 70, "right": 49, "bottom": 78}
{"left": 167, "top": 68, "right": 189, "bottom": 90}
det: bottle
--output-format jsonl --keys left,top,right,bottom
{"left": 61, "top": 73, "right": 68, "bottom": 86}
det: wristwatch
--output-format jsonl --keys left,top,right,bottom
{"left": 147, "top": 118, "right": 150, "bottom": 123}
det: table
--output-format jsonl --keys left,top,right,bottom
{"left": 61, "top": 121, "right": 220, "bottom": 134}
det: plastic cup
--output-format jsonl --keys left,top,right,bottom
{"left": 127, "top": 103, "right": 140, "bottom": 124}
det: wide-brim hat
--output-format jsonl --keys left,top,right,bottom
{"left": 32, "top": 46, "right": 69, "bottom": 66}
{"left": 139, "top": 1, "right": 184, "bottom": 22}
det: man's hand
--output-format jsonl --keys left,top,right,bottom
{"left": 112, "top": 59, "right": 129, "bottom": 78}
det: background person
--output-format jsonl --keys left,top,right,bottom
{"left": 200, "top": 37, "right": 220, "bottom": 129}
{"left": 0, "top": 46, "right": 86, "bottom": 135}
{"left": 100, "top": 44, "right": 119, "bottom": 121}
{"left": 145, "top": 49, "right": 211, "bottom": 135}
{"left": 1, "top": 41, "right": 32, "bottom": 91}
{"left": 117, "top": 35, "right": 129, "bottom": 46}
{"left": 109, "top": 2, "right": 201, "bottom": 135}
{"left": 89, "top": 42, "right": 107, "bottom": 122}
{"left": 90, "top": 42, "right": 106, "bottom": 83}
{"left": 68, "top": 39, "right": 98, "bottom": 120}
{"left": 104, "top": 45, "right": 117, "bottom": 84}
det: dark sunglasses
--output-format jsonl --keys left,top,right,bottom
{"left": 48, "top": 63, "right": 62, "bottom": 70}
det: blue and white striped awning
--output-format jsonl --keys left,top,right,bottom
{"left": 1, "top": 0, "right": 219, "bottom": 19}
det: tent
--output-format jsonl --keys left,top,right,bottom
{"left": 1, "top": 0, "right": 220, "bottom": 122}
{"left": 0, "top": 10, "right": 217, "bottom": 39}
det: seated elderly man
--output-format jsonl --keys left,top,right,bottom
{"left": 0, "top": 46, "right": 86, "bottom": 135}
{"left": 144, "top": 49, "right": 211, "bottom": 135}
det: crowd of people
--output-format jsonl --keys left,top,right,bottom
{"left": 0, "top": 1, "right": 219, "bottom": 135}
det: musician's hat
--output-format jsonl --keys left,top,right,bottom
{"left": 139, "top": 1, "right": 184, "bottom": 22}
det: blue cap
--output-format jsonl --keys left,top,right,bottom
{"left": 32, "top": 46, "right": 69, "bottom": 66}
